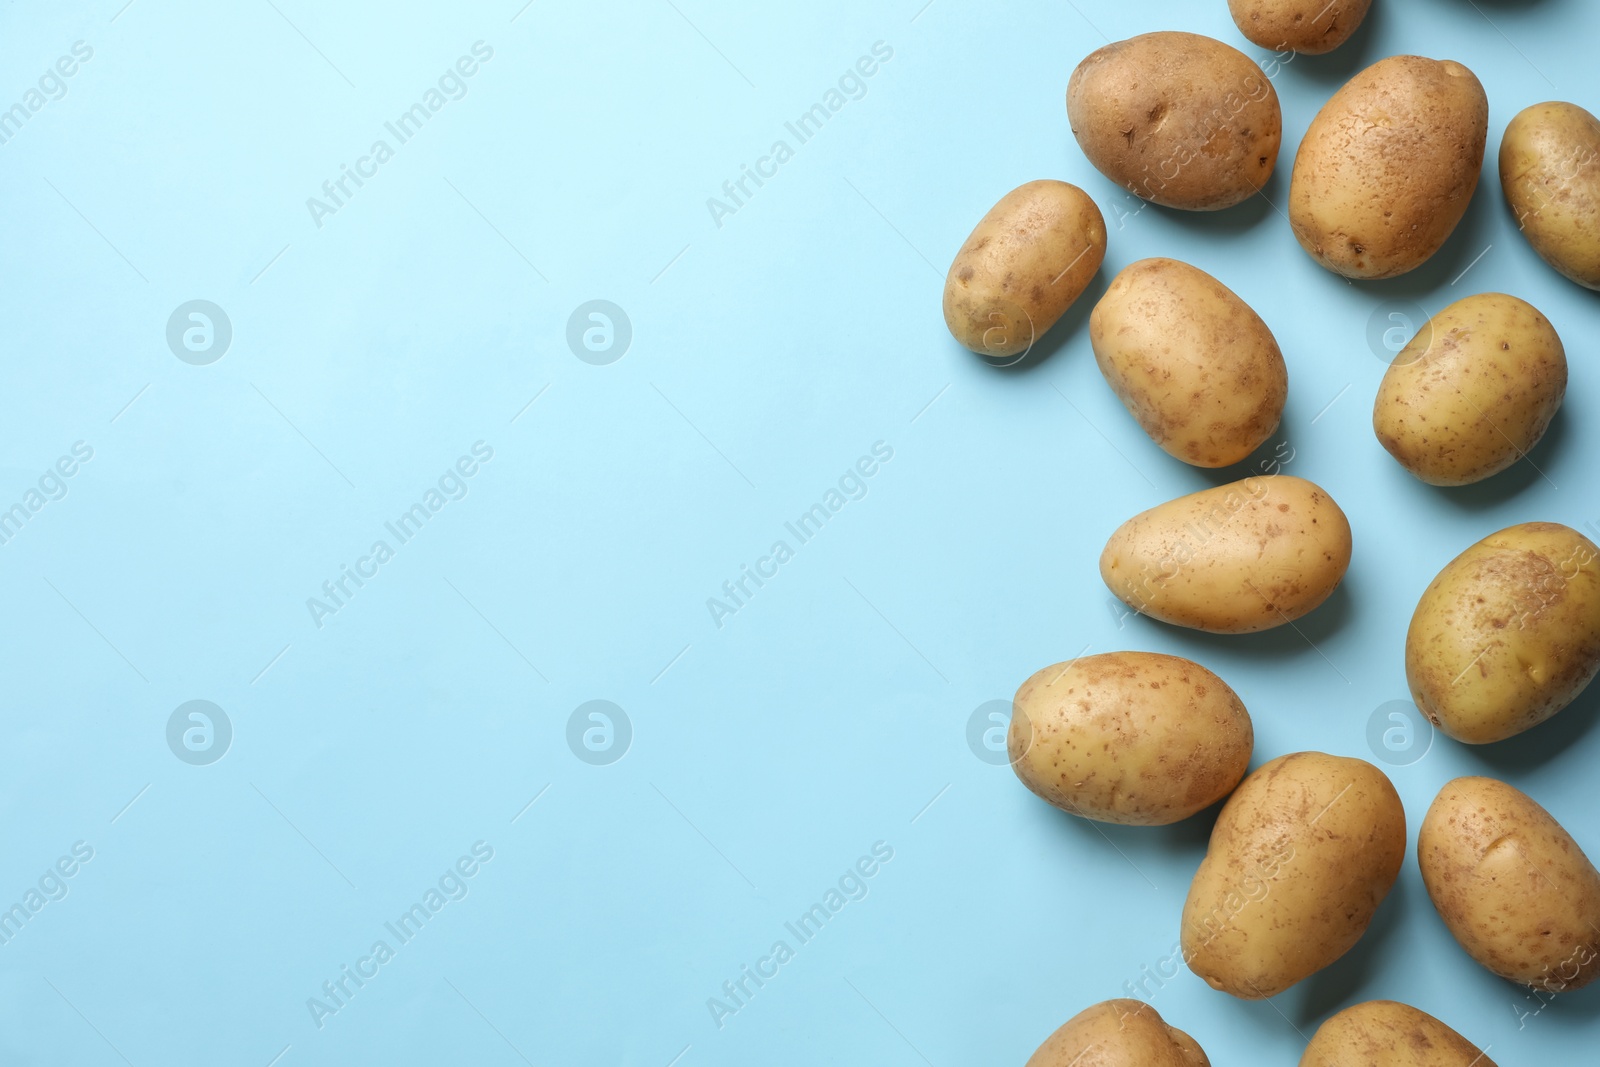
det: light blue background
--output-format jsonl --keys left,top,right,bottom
{"left": 2, "top": 0, "right": 1597, "bottom": 1063}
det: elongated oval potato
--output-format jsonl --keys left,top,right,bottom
{"left": 1419, "top": 776, "right": 1600, "bottom": 992}
{"left": 1100, "top": 475, "right": 1352, "bottom": 634}
{"left": 1091, "top": 258, "right": 1287, "bottom": 467}
{"left": 943, "top": 180, "right": 1106, "bottom": 359}
{"left": 1067, "top": 32, "right": 1281, "bottom": 211}
{"left": 1228, "top": 0, "right": 1372, "bottom": 55}
{"left": 1026, "top": 999, "right": 1209, "bottom": 1067}
{"left": 1406, "top": 522, "right": 1600, "bottom": 744}
{"left": 1373, "top": 293, "right": 1567, "bottom": 485}
{"left": 1182, "top": 752, "right": 1405, "bottom": 999}
{"left": 1501, "top": 101, "right": 1600, "bottom": 290}
{"left": 1299, "top": 1000, "right": 1497, "bottom": 1067}
{"left": 1008, "top": 652, "right": 1253, "bottom": 825}
{"left": 1290, "top": 56, "right": 1487, "bottom": 278}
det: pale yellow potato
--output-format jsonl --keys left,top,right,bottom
{"left": 1290, "top": 56, "right": 1487, "bottom": 278}
{"left": 1373, "top": 293, "right": 1567, "bottom": 485}
{"left": 1067, "top": 31, "right": 1281, "bottom": 210}
{"left": 1091, "top": 258, "right": 1287, "bottom": 467}
{"left": 1228, "top": 0, "right": 1372, "bottom": 55}
{"left": 1406, "top": 522, "right": 1600, "bottom": 743}
{"left": 1100, "top": 475, "right": 1352, "bottom": 634}
{"left": 1501, "top": 101, "right": 1600, "bottom": 290}
{"left": 1419, "top": 776, "right": 1600, "bottom": 992}
{"left": 1182, "top": 752, "right": 1405, "bottom": 999}
{"left": 943, "top": 180, "right": 1106, "bottom": 359}
{"left": 1008, "top": 652, "right": 1253, "bottom": 825}
{"left": 1026, "top": 999, "right": 1209, "bottom": 1067}
{"left": 1299, "top": 1000, "right": 1497, "bottom": 1067}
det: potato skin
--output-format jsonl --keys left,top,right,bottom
{"left": 1406, "top": 522, "right": 1600, "bottom": 744}
{"left": 1067, "top": 31, "right": 1281, "bottom": 211}
{"left": 943, "top": 180, "right": 1106, "bottom": 358}
{"left": 1373, "top": 293, "right": 1566, "bottom": 486}
{"left": 1289, "top": 56, "right": 1487, "bottom": 278}
{"left": 1419, "top": 777, "right": 1600, "bottom": 992}
{"left": 1008, "top": 652, "right": 1253, "bottom": 826}
{"left": 1091, "top": 258, "right": 1287, "bottom": 467}
{"left": 1501, "top": 101, "right": 1600, "bottom": 290}
{"left": 1228, "top": 0, "right": 1372, "bottom": 55}
{"left": 1299, "top": 1000, "right": 1496, "bottom": 1067}
{"left": 1100, "top": 475, "right": 1352, "bottom": 634}
{"left": 1182, "top": 752, "right": 1405, "bottom": 999}
{"left": 1026, "top": 999, "right": 1209, "bottom": 1067}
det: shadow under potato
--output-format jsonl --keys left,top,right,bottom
{"left": 971, "top": 264, "right": 1109, "bottom": 375}
{"left": 1346, "top": 178, "right": 1501, "bottom": 306}
{"left": 1417, "top": 404, "right": 1570, "bottom": 512}
{"left": 1290, "top": 870, "right": 1412, "bottom": 1027}
{"left": 1464, "top": 672, "right": 1600, "bottom": 775}
{"left": 1281, "top": 0, "right": 1387, "bottom": 89}
{"left": 1143, "top": 581, "right": 1356, "bottom": 662}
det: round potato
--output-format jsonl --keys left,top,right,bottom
{"left": 1406, "top": 522, "right": 1600, "bottom": 744}
{"left": 1067, "top": 32, "right": 1281, "bottom": 211}
{"left": 1419, "top": 776, "right": 1600, "bottom": 992}
{"left": 1501, "top": 101, "right": 1600, "bottom": 290}
{"left": 943, "top": 180, "right": 1106, "bottom": 359}
{"left": 1008, "top": 651, "right": 1253, "bottom": 825}
{"left": 1091, "top": 258, "right": 1287, "bottom": 467}
{"left": 1290, "top": 56, "right": 1487, "bottom": 278}
{"left": 1373, "top": 292, "right": 1566, "bottom": 486}
{"left": 1026, "top": 999, "right": 1209, "bottom": 1067}
{"left": 1100, "top": 475, "right": 1352, "bottom": 634}
{"left": 1228, "top": 0, "right": 1372, "bottom": 55}
{"left": 1300, "top": 1000, "right": 1496, "bottom": 1067}
{"left": 1182, "top": 752, "right": 1405, "bottom": 999}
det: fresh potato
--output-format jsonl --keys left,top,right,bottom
{"left": 1290, "top": 56, "right": 1487, "bottom": 278}
{"left": 1026, "top": 999, "right": 1209, "bottom": 1067}
{"left": 1008, "top": 651, "right": 1253, "bottom": 825}
{"left": 943, "top": 180, "right": 1106, "bottom": 359}
{"left": 1419, "top": 776, "right": 1600, "bottom": 992}
{"left": 1091, "top": 258, "right": 1287, "bottom": 467}
{"left": 1228, "top": 0, "right": 1372, "bottom": 55}
{"left": 1067, "top": 31, "right": 1281, "bottom": 211}
{"left": 1300, "top": 1000, "right": 1496, "bottom": 1067}
{"left": 1100, "top": 475, "right": 1352, "bottom": 634}
{"left": 1501, "top": 101, "right": 1600, "bottom": 290}
{"left": 1373, "top": 292, "right": 1566, "bottom": 485}
{"left": 1182, "top": 752, "right": 1405, "bottom": 999}
{"left": 1406, "top": 522, "right": 1600, "bottom": 744}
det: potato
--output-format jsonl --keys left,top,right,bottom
{"left": 1406, "top": 522, "right": 1600, "bottom": 744}
{"left": 1289, "top": 56, "right": 1487, "bottom": 278}
{"left": 1373, "top": 292, "right": 1567, "bottom": 485}
{"left": 1091, "top": 258, "right": 1287, "bottom": 467}
{"left": 1299, "top": 1000, "right": 1496, "bottom": 1067}
{"left": 1419, "top": 776, "right": 1600, "bottom": 992}
{"left": 1008, "top": 652, "right": 1253, "bottom": 825}
{"left": 1026, "top": 999, "right": 1209, "bottom": 1067}
{"left": 1100, "top": 475, "right": 1352, "bottom": 634}
{"left": 1501, "top": 101, "right": 1600, "bottom": 290}
{"left": 1228, "top": 0, "right": 1372, "bottom": 55}
{"left": 1067, "top": 32, "right": 1281, "bottom": 211}
{"left": 943, "top": 180, "right": 1106, "bottom": 359}
{"left": 1182, "top": 751, "right": 1405, "bottom": 998}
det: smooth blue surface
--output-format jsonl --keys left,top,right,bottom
{"left": 2, "top": 1, "right": 1598, "bottom": 1063}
